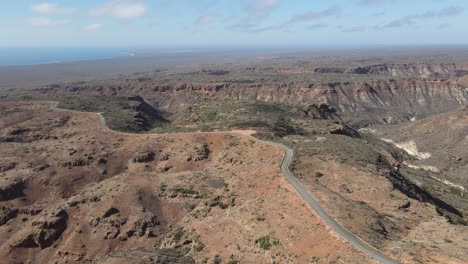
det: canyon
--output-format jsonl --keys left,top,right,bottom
{"left": 1, "top": 57, "right": 467, "bottom": 263}
{"left": 39, "top": 63, "right": 468, "bottom": 127}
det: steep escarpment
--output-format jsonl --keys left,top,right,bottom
{"left": 348, "top": 63, "right": 468, "bottom": 78}
{"left": 55, "top": 95, "right": 168, "bottom": 132}
{"left": 369, "top": 106, "right": 468, "bottom": 219}
{"left": 126, "top": 95, "right": 169, "bottom": 130}
{"left": 214, "top": 79, "right": 467, "bottom": 124}
{"left": 41, "top": 77, "right": 468, "bottom": 126}
{"left": 314, "top": 67, "right": 345, "bottom": 74}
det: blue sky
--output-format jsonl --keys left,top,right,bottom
{"left": 1, "top": 0, "right": 467, "bottom": 46}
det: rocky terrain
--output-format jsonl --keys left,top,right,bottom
{"left": 37, "top": 64, "right": 468, "bottom": 127}
{"left": 366, "top": 106, "right": 468, "bottom": 215}
{"left": 284, "top": 128, "right": 467, "bottom": 263}
{"left": 348, "top": 63, "right": 468, "bottom": 78}
{"left": 0, "top": 102, "right": 375, "bottom": 264}
{"left": 55, "top": 95, "right": 168, "bottom": 132}
{"left": 1, "top": 56, "right": 467, "bottom": 264}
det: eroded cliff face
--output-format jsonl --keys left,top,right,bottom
{"left": 371, "top": 106, "right": 468, "bottom": 212}
{"left": 41, "top": 77, "right": 468, "bottom": 126}
{"left": 204, "top": 79, "right": 467, "bottom": 116}
{"left": 348, "top": 63, "right": 468, "bottom": 78}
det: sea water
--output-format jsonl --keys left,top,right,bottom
{"left": 0, "top": 47, "right": 135, "bottom": 66}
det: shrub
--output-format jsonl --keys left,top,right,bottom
{"left": 257, "top": 235, "right": 272, "bottom": 250}
{"left": 256, "top": 216, "right": 266, "bottom": 221}
{"left": 194, "top": 242, "right": 205, "bottom": 252}
{"left": 272, "top": 238, "right": 280, "bottom": 246}
{"left": 184, "top": 203, "right": 196, "bottom": 211}
{"left": 172, "top": 187, "right": 198, "bottom": 195}
{"left": 174, "top": 228, "right": 184, "bottom": 243}
{"left": 229, "top": 138, "right": 240, "bottom": 147}
{"left": 314, "top": 171, "right": 324, "bottom": 178}
{"left": 213, "top": 255, "right": 222, "bottom": 264}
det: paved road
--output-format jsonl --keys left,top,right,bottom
{"left": 56, "top": 105, "right": 400, "bottom": 264}
{"left": 96, "top": 113, "right": 109, "bottom": 131}
{"left": 272, "top": 143, "right": 400, "bottom": 264}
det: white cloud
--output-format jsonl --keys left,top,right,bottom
{"left": 376, "top": 5, "right": 464, "bottom": 29}
{"left": 288, "top": 6, "right": 342, "bottom": 23}
{"left": 228, "top": 0, "right": 280, "bottom": 30}
{"left": 32, "top": 3, "right": 75, "bottom": 14}
{"left": 25, "top": 17, "right": 70, "bottom": 26}
{"left": 359, "top": 0, "right": 393, "bottom": 6}
{"left": 89, "top": 1, "right": 148, "bottom": 19}
{"left": 248, "top": 0, "right": 279, "bottom": 12}
{"left": 241, "top": 5, "right": 341, "bottom": 33}
{"left": 195, "top": 15, "right": 216, "bottom": 25}
{"left": 84, "top": 23, "right": 103, "bottom": 31}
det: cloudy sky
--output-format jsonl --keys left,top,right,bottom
{"left": 1, "top": 0, "right": 467, "bottom": 46}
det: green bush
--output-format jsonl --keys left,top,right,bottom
{"left": 256, "top": 216, "right": 266, "bottom": 221}
{"left": 257, "top": 235, "right": 272, "bottom": 250}
{"left": 172, "top": 187, "right": 198, "bottom": 195}
{"left": 213, "top": 255, "right": 222, "bottom": 264}
{"left": 184, "top": 203, "right": 196, "bottom": 211}
{"left": 194, "top": 242, "right": 205, "bottom": 252}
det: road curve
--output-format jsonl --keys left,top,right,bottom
{"left": 273, "top": 144, "right": 400, "bottom": 264}
{"left": 56, "top": 105, "right": 400, "bottom": 264}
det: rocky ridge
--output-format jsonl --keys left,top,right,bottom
{"left": 40, "top": 76, "right": 468, "bottom": 126}
{"left": 348, "top": 63, "right": 468, "bottom": 78}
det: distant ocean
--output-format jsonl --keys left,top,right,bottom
{"left": 0, "top": 47, "right": 137, "bottom": 66}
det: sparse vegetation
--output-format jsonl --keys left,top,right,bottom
{"left": 200, "top": 191, "right": 212, "bottom": 199}
{"left": 229, "top": 138, "right": 240, "bottom": 147}
{"left": 2, "top": 48, "right": 468, "bottom": 264}
{"left": 213, "top": 255, "right": 222, "bottom": 264}
{"left": 173, "top": 187, "right": 198, "bottom": 195}
{"left": 184, "top": 203, "right": 197, "bottom": 211}
{"left": 256, "top": 216, "right": 266, "bottom": 221}
{"left": 10, "top": 127, "right": 28, "bottom": 135}
{"left": 173, "top": 228, "right": 185, "bottom": 243}
{"left": 0, "top": 91, "right": 167, "bottom": 133}
{"left": 194, "top": 242, "right": 205, "bottom": 252}
{"left": 256, "top": 235, "right": 280, "bottom": 250}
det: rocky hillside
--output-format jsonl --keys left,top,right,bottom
{"left": 348, "top": 63, "right": 468, "bottom": 78}
{"left": 55, "top": 95, "right": 168, "bottom": 132}
{"left": 40, "top": 76, "right": 468, "bottom": 127}
{"left": 2, "top": 99, "right": 466, "bottom": 263}
{"left": 369, "top": 106, "right": 468, "bottom": 215}
{"left": 0, "top": 102, "right": 375, "bottom": 264}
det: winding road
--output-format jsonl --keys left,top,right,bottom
{"left": 58, "top": 105, "right": 401, "bottom": 264}
{"left": 274, "top": 144, "right": 400, "bottom": 264}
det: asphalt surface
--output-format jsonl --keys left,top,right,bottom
{"left": 56, "top": 105, "right": 401, "bottom": 264}
{"left": 272, "top": 143, "right": 400, "bottom": 264}
{"left": 96, "top": 113, "right": 109, "bottom": 131}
